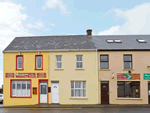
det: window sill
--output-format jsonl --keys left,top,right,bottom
{"left": 123, "top": 69, "right": 134, "bottom": 71}
{"left": 55, "top": 68, "right": 64, "bottom": 70}
{"left": 116, "top": 98, "right": 142, "bottom": 100}
{"left": 35, "top": 69, "right": 43, "bottom": 70}
{"left": 70, "top": 97, "right": 88, "bottom": 100}
{"left": 75, "top": 68, "right": 85, "bottom": 70}
{"left": 99, "top": 69, "right": 111, "bottom": 71}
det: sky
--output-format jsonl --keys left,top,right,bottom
{"left": 1, "top": 0, "right": 150, "bottom": 87}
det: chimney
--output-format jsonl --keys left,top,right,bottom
{"left": 86, "top": 29, "right": 92, "bottom": 36}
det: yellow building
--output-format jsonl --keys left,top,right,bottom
{"left": 3, "top": 29, "right": 150, "bottom": 106}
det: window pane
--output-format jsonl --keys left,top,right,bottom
{"left": 17, "top": 57, "right": 22, "bottom": 69}
{"left": 75, "top": 89, "right": 80, "bottom": 97}
{"left": 56, "top": 62, "right": 62, "bottom": 68}
{"left": 83, "top": 81, "right": 86, "bottom": 88}
{"left": 118, "top": 85, "right": 124, "bottom": 97}
{"left": 17, "top": 81, "right": 21, "bottom": 89}
{"left": 22, "top": 90, "right": 26, "bottom": 96}
{"left": 100, "top": 62, "right": 108, "bottom": 69}
{"left": 27, "top": 90, "right": 30, "bottom": 96}
{"left": 125, "top": 82, "right": 131, "bottom": 97}
{"left": 124, "top": 55, "right": 131, "bottom": 61}
{"left": 71, "top": 89, "right": 74, "bottom": 97}
{"left": 124, "top": 62, "right": 132, "bottom": 69}
{"left": 36, "top": 56, "right": 42, "bottom": 69}
{"left": 71, "top": 81, "right": 74, "bottom": 88}
{"left": 76, "top": 62, "right": 83, "bottom": 68}
{"left": 41, "top": 85, "right": 47, "bottom": 94}
{"left": 117, "top": 82, "right": 124, "bottom": 85}
{"left": 83, "top": 90, "right": 86, "bottom": 97}
{"left": 100, "top": 55, "right": 108, "bottom": 61}
{"left": 27, "top": 81, "right": 30, "bottom": 89}
{"left": 75, "top": 82, "right": 81, "bottom": 88}
{"left": 22, "top": 81, "right": 26, "bottom": 89}
{"left": 12, "top": 90, "right": 15, "bottom": 96}
{"left": 56, "top": 56, "right": 62, "bottom": 61}
{"left": 12, "top": 81, "right": 15, "bottom": 89}
{"left": 77, "top": 56, "right": 82, "bottom": 61}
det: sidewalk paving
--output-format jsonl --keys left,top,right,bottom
{"left": 1, "top": 104, "right": 150, "bottom": 108}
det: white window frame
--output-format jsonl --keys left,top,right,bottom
{"left": 71, "top": 81, "right": 86, "bottom": 97}
{"left": 56, "top": 55, "right": 62, "bottom": 68}
{"left": 36, "top": 55, "right": 42, "bottom": 69}
{"left": 76, "top": 55, "right": 83, "bottom": 68}
{"left": 17, "top": 56, "right": 23, "bottom": 69}
{"left": 12, "top": 81, "right": 31, "bottom": 97}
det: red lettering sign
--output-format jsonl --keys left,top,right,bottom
{"left": 16, "top": 73, "right": 36, "bottom": 78}
{"left": 5, "top": 73, "right": 14, "bottom": 78}
{"left": 37, "top": 73, "right": 46, "bottom": 78}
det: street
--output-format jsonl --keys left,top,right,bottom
{"left": 0, "top": 107, "right": 150, "bottom": 113}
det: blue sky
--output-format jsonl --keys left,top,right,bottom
{"left": 0, "top": 0, "right": 150, "bottom": 87}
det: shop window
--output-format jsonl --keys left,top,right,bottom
{"left": 117, "top": 81, "right": 140, "bottom": 98}
{"left": 11, "top": 80, "right": 31, "bottom": 97}
{"left": 100, "top": 55, "right": 109, "bottom": 69}
{"left": 35, "top": 55, "right": 43, "bottom": 70}
{"left": 71, "top": 81, "right": 86, "bottom": 97}
{"left": 124, "top": 55, "right": 132, "bottom": 69}
{"left": 76, "top": 55, "right": 83, "bottom": 68}
{"left": 56, "top": 56, "right": 62, "bottom": 68}
{"left": 16, "top": 55, "right": 23, "bottom": 70}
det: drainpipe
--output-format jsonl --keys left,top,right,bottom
{"left": 96, "top": 49, "right": 98, "bottom": 104}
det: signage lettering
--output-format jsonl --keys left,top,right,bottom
{"left": 16, "top": 73, "right": 36, "bottom": 78}
{"left": 144, "top": 73, "right": 150, "bottom": 80}
{"left": 117, "top": 73, "right": 140, "bottom": 80}
{"left": 37, "top": 73, "right": 46, "bottom": 78}
{"left": 5, "top": 73, "right": 14, "bottom": 78}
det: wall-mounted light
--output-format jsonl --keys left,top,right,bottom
{"left": 38, "top": 52, "right": 40, "bottom": 55}
{"left": 147, "top": 66, "right": 150, "bottom": 70}
{"left": 18, "top": 52, "right": 21, "bottom": 55}
{"left": 112, "top": 72, "right": 114, "bottom": 79}
{"left": 128, "top": 70, "right": 131, "bottom": 74}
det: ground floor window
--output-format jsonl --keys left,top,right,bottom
{"left": 117, "top": 81, "right": 140, "bottom": 98}
{"left": 11, "top": 80, "right": 31, "bottom": 97}
{"left": 71, "top": 81, "right": 86, "bottom": 97}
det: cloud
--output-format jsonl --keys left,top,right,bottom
{"left": 26, "top": 22, "right": 44, "bottom": 29}
{"left": 43, "top": 0, "right": 71, "bottom": 15}
{"left": 98, "top": 3, "right": 150, "bottom": 35}
{"left": 0, "top": 1, "right": 33, "bottom": 50}
{"left": 50, "top": 23, "right": 55, "bottom": 26}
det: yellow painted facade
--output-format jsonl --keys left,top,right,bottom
{"left": 3, "top": 52, "right": 49, "bottom": 106}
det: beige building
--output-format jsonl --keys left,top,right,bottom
{"left": 3, "top": 29, "right": 150, "bottom": 106}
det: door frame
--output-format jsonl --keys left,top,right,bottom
{"left": 38, "top": 79, "right": 49, "bottom": 104}
{"left": 148, "top": 82, "right": 150, "bottom": 104}
{"left": 51, "top": 81, "right": 60, "bottom": 103}
{"left": 101, "top": 81, "right": 109, "bottom": 104}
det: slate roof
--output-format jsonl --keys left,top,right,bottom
{"left": 3, "top": 35, "right": 150, "bottom": 52}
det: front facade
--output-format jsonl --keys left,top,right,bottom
{"left": 3, "top": 29, "right": 150, "bottom": 106}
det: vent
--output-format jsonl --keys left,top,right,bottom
{"left": 136, "top": 39, "right": 146, "bottom": 43}
{"left": 114, "top": 39, "right": 122, "bottom": 43}
{"left": 106, "top": 39, "right": 114, "bottom": 43}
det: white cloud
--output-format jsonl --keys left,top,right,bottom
{"left": 98, "top": 3, "right": 150, "bottom": 35}
{"left": 26, "top": 22, "right": 44, "bottom": 29}
{"left": 50, "top": 23, "right": 55, "bottom": 26}
{"left": 43, "top": 0, "right": 71, "bottom": 15}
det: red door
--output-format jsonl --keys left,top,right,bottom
{"left": 101, "top": 81, "right": 109, "bottom": 104}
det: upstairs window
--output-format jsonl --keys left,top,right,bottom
{"left": 16, "top": 55, "right": 23, "bottom": 70}
{"left": 76, "top": 55, "right": 83, "bottom": 68}
{"left": 56, "top": 56, "right": 62, "bottom": 68}
{"left": 100, "top": 55, "right": 109, "bottom": 69}
{"left": 35, "top": 55, "right": 43, "bottom": 70}
{"left": 124, "top": 55, "right": 132, "bottom": 69}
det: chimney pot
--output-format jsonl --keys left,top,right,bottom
{"left": 86, "top": 29, "right": 92, "bottom": 36}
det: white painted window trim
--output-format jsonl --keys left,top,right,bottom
{"left": 76, "top": 55, "right": 83, "bottom": 68}
{"left": 17, "top": 56, "right": 23, "bottom": 69}
{"left": 36, "top": 56, "right": 42, "bottom": 69}
{"left": 56, "top": 56, "right": 62, "bottom": 68}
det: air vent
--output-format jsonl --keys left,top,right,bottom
{"left": 136, "top": 39, "right": 146, "bottom": 43}
{"left": 114, "top": 39, "right": 122, "bottom": 43}
{"left": 106, "top": 39, "right": 114, "bottom": 43}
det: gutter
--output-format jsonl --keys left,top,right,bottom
{"left": 3, "top": 49, "right": 96, "bottom": 53}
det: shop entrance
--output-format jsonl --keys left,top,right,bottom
{"left": 101, "top": 81, "right": 109, "bottom": 104}
{"left": 40, "top": 81, "right": 47, "bottom": 103}
{"left": 51, "top": 81, "right": 59, "bottom": 103}
{"left": 148, "top": 82, "right": 150, "bottom": 104}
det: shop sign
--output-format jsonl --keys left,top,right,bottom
{"left": 144, "top": 73, "right": 150, "bottom": 80}
{"left": 5, "top": 73, "right": 14, "bottom": 78}
{"left": 37, "top": 73, "right": 46, "bottom": 78}
{"left": 117, "top": 73, "right": 140, "bottom": 80}
{"left": 16, "top": 73, "right": 36, "bottom": 78}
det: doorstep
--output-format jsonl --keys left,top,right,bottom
{"left": 1, "top": 104, "right": 150, "bottom": 108}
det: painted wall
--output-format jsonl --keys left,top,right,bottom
{"left": 98, "top": 51, "right": 150, "bottom": 104}
{"left": 49, "top": 51, "right": 97, "bottom": 104}
{"left": 3, "top": 52, "right": 49, "bottom": 106}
